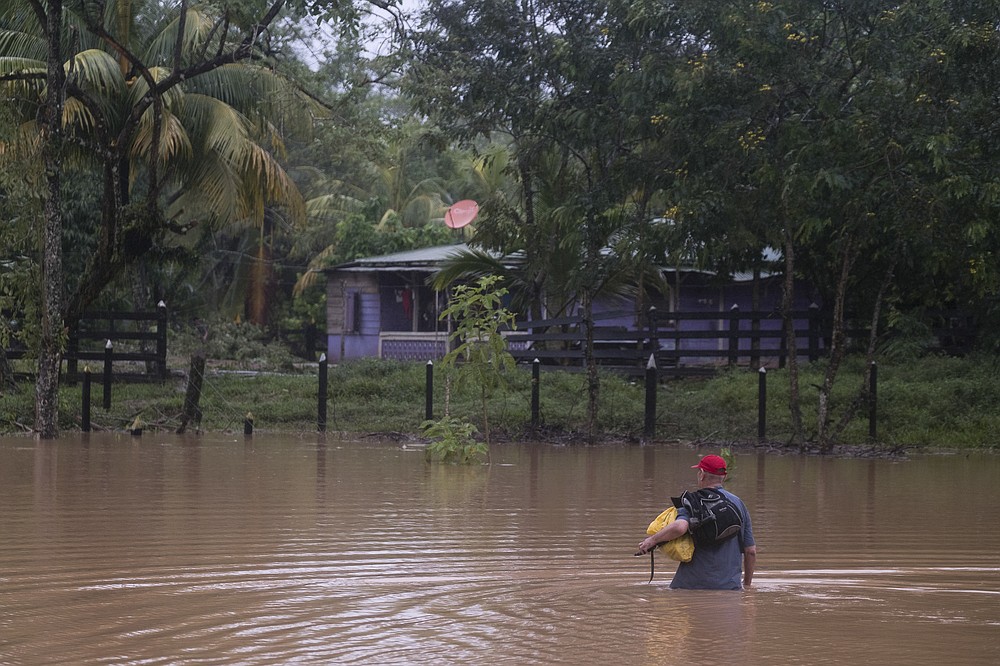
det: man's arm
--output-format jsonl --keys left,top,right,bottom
{"left": 743, "top": 545, "right": 757, "bottom": 588}
{"left": 637, "top": 518, "right": 689, "bottom": 554}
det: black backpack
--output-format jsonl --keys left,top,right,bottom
{"left": 672, "top": 488, "right": 744, "bottom": 547}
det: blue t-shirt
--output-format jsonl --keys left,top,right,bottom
{"left": 670, "top": 487, "right": 755, "bottom": 590}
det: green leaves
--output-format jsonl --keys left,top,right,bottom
{"left": 440, "top": 275, "right": 517, "bottom": 377}
{"left": 421, "top": 417, "right": 485, "bottom": 464}
{"left": 438, "top": 275, "right": 517, "bottom": 451}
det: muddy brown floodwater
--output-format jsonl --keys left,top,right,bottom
{"left": 1, "top": 434, "right": 998, "bottom": 665}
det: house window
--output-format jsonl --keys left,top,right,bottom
{"left": 345, "top": 290, "right": 362, "bottom": 334}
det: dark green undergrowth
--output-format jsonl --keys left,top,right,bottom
{"left": 0, "top": 354, "right": 997, "bottom": 450}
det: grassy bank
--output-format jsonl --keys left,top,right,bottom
{"left": 1, "top": 352, "right": 997, "bottom": 451}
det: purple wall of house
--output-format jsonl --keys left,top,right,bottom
{"left": 327, "top": 266, "right": 820, "bottom": 365}
{"left": 327, "top": 291, "right": 380, "bottom": 362}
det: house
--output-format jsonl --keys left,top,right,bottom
{"left": 323, "top": 244, "right": 498, "bottom": 362}
{"left": 323, "top": 243, "right": 818, "bottom": 365}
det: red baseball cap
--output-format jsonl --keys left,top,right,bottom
{"left": 692, "top": 454, "right": 728, "bottom": 475}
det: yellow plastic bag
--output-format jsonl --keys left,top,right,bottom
{"left": 646, "top": 506, "right": 695, "bottom": 563}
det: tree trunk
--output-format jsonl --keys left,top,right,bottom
{"left": 65, "top": 159, "right": 124, "bottom": 325}
{"left": 781, "top": 226, "right": 805, "bottom": 448}
{"left": 583, "top": 209, "right": 600, "bottom": 441}
{"left": 583, "top": 286, "right": 599, "bottom": 441}
{"left": 831, "top": 253, "right": 898, "bottom": 440}
{"left": 0, "top": 347, "right": 15, "bottom": 391}
{"left": 35, "top": 0, "right": 66, "bottom": 438}
{"left": 816, "top": 238, "right": 858, "bottom": 453}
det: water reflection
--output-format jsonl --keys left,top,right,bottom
{"left": 1, "top": 434, "right": 998, "bottom": 665}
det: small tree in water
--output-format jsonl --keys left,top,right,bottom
{"left": 422, "top": 275, "right": 517, "bottom": 463}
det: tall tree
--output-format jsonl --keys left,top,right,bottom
{"left": 0, "top": 0, "right": 374, "bottom": 436}
{"left": 662, "top": 0, "right": 1000, "bottom": 450}
{"left": 406, "top": 0, "right": 679, "bottom": 436}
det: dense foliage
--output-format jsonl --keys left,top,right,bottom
{"left": 1, "top": 0, "right": 997, "bottom": 443}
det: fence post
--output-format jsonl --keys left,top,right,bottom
{"left": 531, "top": 358, "right": 540, "bottom": 428}
{"left": 778, "top": 318, "right": 787, "bottom": 369}
{"left": 644, "top": 354, "right": 657, "bottom": 439}
{"left": 757, "top": 367, "right": 767, "bottom": 442}
{"left": 728, "top": 304, "right": 740, "bottom": 368}
{"left": 156, "top": 301, "right": 168, "bottom": 380}
{"left": 647, "top": 306, "right": 659, "bottom": 368}
{"left": 318, "top": 353, "right": 328, "bottom": 432}
{"left": 82, "top": 367, "right": 91, "bottom": 432}
{"left": 103, "top": 340, "right": 113, "bottom": 410}
{"left": 808, "top": 302, "right": 821, "bottom": 362}
{"left": 868, "top": 361, "right": 878, "bottom": 442}
{"left": 425, "top": 360, "right": 434, "bottom": 421}
{"left": 176, "top": 353, "right": 205, "bottom": 434}
{"left": 66, "top": 321, "right": 79, "bottom": 385}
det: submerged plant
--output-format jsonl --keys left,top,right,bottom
{"left": 421, "top": 416, "right": 486, "bottom": 464}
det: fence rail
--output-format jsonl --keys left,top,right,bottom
{"left": 505, "top": 307, "right": 826, "bottom": 376}
{"left": 5, "top": 304, "right": 169, "bottom": 382}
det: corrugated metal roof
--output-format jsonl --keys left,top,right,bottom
{"left": 327, "top": 244, "right": 475, "bottom": 272}
{"left": 325, "top": 242, "right": 783, "bottom": 280}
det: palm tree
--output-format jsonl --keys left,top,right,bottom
{"left": 1, "top": 0, "right": 321, "bottom": 314}
{"left": 0, "top": 0, "right": 331, "bottom": 434}
{"left": 291, "top": 126, "right": 455, "bottom": 294}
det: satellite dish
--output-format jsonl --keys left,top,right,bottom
{"left": 445, "top": 200, "right": 479, "bottom": 229}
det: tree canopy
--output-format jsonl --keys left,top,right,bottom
{"left": 1, "top": 0, "right": 997, "bottom": 441}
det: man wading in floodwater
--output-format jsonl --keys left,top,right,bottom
{"left": 638, "top": 455, "right": 756, "bottom": 590}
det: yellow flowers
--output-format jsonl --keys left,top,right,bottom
{"left": 758, "top": 83, "right": 772, "bottom": 92}
{"left": 739, "top": 129, "right": 766, "bottom": 152}
{"left": 650, "top": 114, "right": 669, "bottom": 126}
{"left": 786, "top": 31, "right": 817, "bottom": 45}
{"left": 687, "top": 52, "right": 709, "bottom": 72}
{"left": 783, "top": 21, "right": 818, "bottom": 45}
{"left": 755, "top": 1, "right": 774, "bottom": 11}
{"left": 930, "top": 48, "right": 947, "bottom": 63}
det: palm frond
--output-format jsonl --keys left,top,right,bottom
{"left": 432, "top": 249, "right": 511, "bottom": 291}
{"left": 0, "top": 118, "right": 40, "bottom": 165}
{"left": 62, "top": 96, "right": 97, "bottom": 132}
{"left": 66, "top": 49, "right": 125, "bottom": 96}
{"left": 165, "top": 150, "right": 240, "bottom": 225}
{"left": 0, "top": 55, "right": 44, "bottom": 76}
{"left": 292, "top": 245, "right": 340, "bottom": 296}
{"left": 143, "top": 8, "right": 217, "bottom": 69}
{"left": 180, "top": 92, "right": 252, "bottom": 164}
{"left": 129, "top": 108, "right": 192, "bottom": 165}
{"left": 184, "top": 64, "right": 325, "bottom": 136}
{"left": 0, "top": 11, "right": 47, "bottom": 60}
{"left": 239, "top": 141, "right": 306, "bottom": 225}
{"left": 0, "top": 57, "right": 45, "bottom": 107}
{"left": 126, "top": 65, "right": 184, "bottom": 112}
{"left": 305, "top": 193, "right": 367, "bottom": 220}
